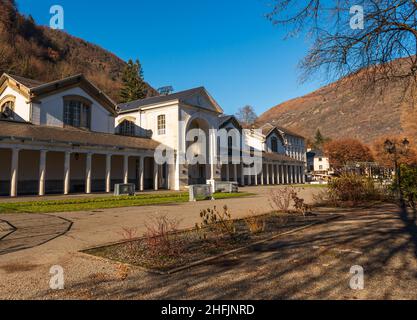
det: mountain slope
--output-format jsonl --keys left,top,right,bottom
{"left": 257, "top": 64, "right": 417, "bottom": 145}
{"left": 0, "top": 0, "right": 157, "bottom": 102}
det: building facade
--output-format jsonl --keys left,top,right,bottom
{"left": 0, "top": 73, "right": 306, "bottom": 197}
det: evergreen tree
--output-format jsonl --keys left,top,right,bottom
{"left": 313, "top": 129, "right": 325, "bottom": 149}
{"left": 119, "top": 59, "right": 147, "bottom": 103}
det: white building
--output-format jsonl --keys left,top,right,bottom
{"left": 0, "top": 73, "right": 306, "bottom": 197}
{"left": 306, "top": 149, "right": 332, "bottom": 181}
{"left": 314, "top": 152, "right": 331, "bottom": 174}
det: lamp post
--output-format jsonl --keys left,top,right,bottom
{"left": 384, "top": 138, "right": 410, "bottom": 200}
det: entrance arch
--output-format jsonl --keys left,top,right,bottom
{"left": 186, "top": 117, "right": 210, "bottom": 185}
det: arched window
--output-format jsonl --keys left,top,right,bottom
{"left": 0, "top": 97, "right": 15, "bottom": 120}
{"left": 119, "top": 120, "right": 136, "bottom": 136}
{"left": 63, "top": 96, "right": 91, "bottom": 129}
{"left": 271, "top": 137, "right": 278, "bottom": 153}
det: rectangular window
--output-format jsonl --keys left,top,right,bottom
{"left": 64, "top": 100, "right": 90, "bottom": 129}
{"left": 157, "top": 115, "right": 166, "bottom": 135}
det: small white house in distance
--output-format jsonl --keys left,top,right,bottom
{"left": 306, "top": 149, "right": 332, "bottom": 182}
{"left": 314, "top": 150, "right": 331, "bottom": 174}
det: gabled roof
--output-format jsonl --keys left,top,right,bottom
{"left": 4, "top": 74, "right": 45, "bottom": 89}
{"left": 260, "top": 123, "right": 276, "bottom": 136}
{"left": 118, "top": 86, "right": 223, "bottom": 114}
{"left": 0, "top": 73, "right": 118, "bottom": 115}
{"left": 260, "top": 123, "right": 305, "bottom": 139}
{"left": 0, "top": 120, "right": 160, "bottom": 151}
{"left": 218, "top": 115, "right": 242, "bottom": 130}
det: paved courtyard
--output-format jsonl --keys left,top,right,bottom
{"left": 0, "top": 186, "right": 417, "bottom": 300}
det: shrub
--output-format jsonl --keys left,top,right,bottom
{"left": 269, "top": 187, "right": 295, "bottom": 213}
{"left": 144, "top": 215, "right": 183, "bottom": 258}
{"left": 399, "top": 164, "right": 417, "bottom": 208}
{"left": 195, "top": 205, "right": 236, "bottom": 239}
{"left": 291, "top": 191, "right": 312, "bottom": 216}
{"left": 119, "top": 227, "right": 138, "bottom": 256}
{"left": 244, "top": 213, "right": 266, "bottom": 234}
{"left": 327, "top": 173, "right": 382, "bottom": 204}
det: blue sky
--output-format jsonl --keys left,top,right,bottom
{"left": 17, "top": 0, "right": 322, "bottom": 115}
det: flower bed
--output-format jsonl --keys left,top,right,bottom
{"left": 84, "top": 213, "right": 339, "bottom": 274}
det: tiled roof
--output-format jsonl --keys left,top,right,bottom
{"left": 0, "top": 121, "right": 160, "bottom": 151}
{"left": 119, "top": 87, "right": 205, "bottom": 112}
{"left": 263, "top": 152, "right": 304, "bottom": 163}
{"left": 275, "top": 126, "right": 305, "bottom": 139}
{"left": 2, "top": 73, "right": 118, "bottom": 115}
{"left": 260, "top": 123, "right": 275, "bottom": 136}
{"left": 260, "top": 123, "right": 305, "bottom": 139}
{"left": 6, "top": 74, "right": 45, "bottom": 88}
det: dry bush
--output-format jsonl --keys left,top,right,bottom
{"left": 291, "top": 191, "right": 312, "bottom": 217}
{"left": 144, "top": 215, "right": 183, "bottom": 258}
{"left": 328, "top": 173, "right": 383, "bottom": 205}
{"left": 118, "top": 227, "right": 138, "bottom": 256}
{"left": 196, "top": 205, "right": 236, "bottom": 239}
{"left": 244, "top": 212, "right": 266, "bottom": 235}
{"left": 268, "top": 187, "right": 295, "bottom": 213}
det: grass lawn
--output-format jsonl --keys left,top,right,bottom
{"left": 0, "top": 192, "right": 253, "bottom": 214}
{"left": 295, "top": 184, "right": 328, "bottom": 188}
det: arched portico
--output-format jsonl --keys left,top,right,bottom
{"left": 186, "top": 117, "right": 211, "bottom": 185}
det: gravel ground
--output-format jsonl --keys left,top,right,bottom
{"left": 1, "top": 187, "right": 417, "bottom": 300}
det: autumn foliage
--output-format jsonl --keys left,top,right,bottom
{"left": 0, "top": 0, "right": 157, "bottom": 102}
{"left": 372, "top": 136, "right": 417, "bottom": 168}
{"left": 324, "top": 138, "right": 374, "bottom": 170}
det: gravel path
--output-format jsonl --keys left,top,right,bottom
{"left": 2, "top": 186, "right": 415, "bottom": 300}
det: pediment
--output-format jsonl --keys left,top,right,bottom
{"left": 182, "top": 89, "right": 223, "bottom": 114}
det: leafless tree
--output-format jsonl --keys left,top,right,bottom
{"left": 236, "top": 105, "right": 258, "bottom": 127}
{"left": 267, "top": 0, "right": 417, "bottom": 95}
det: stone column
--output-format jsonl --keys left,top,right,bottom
{"left": 123, "top": 155, "right": 129, "bottom": 184}
{"left": 209, "top": 129, "right": 216, "bottom": 181}
{"left": 139, "top": 157, "right": 144, "bottom": 191}
{"left": 38, "top": 150, "right": 47, "bottom": 196}
{"left": 105, "top": 154, "right": 111, "bottom": 193}
{"left": 271, "top": 164, "right": 275, "bottom": 185}
{"left": 154, "top": 161, "right": 159, "bottom": 191}
{"left": 64, "top": 151, "right": 71, "bottom": 195}
{"left": 248, "top": 172, "right": 252, "bottom": 186}
{"left": 261, "top": 166, "right": 265, "bottom": 185}
{"left": 86, "top": 153, "right": 92, "bottom": 194}
{"left": 266, "top": 163, "right": 270, "bottom": 185}
{"left": 10, "top": 148, "right": 20, "bottom": 197}
{"left": 85, "top": 153, "right": 92, "bottom": 194}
